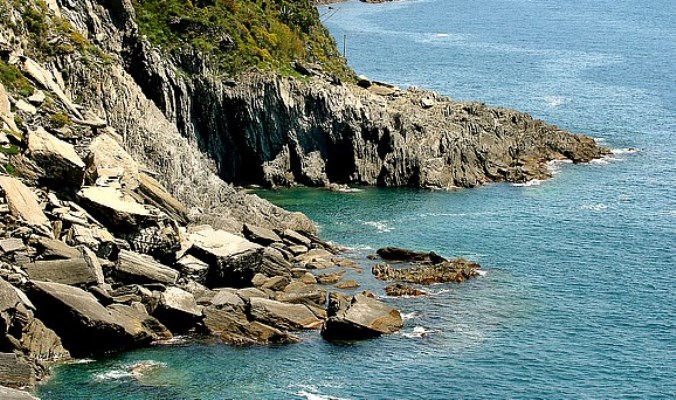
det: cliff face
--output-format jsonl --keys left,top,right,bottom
{"left": 61, "top": 0, "right": 605, "bottom": 190}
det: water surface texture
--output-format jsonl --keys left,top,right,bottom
{"left": 39, "top": 0, "right": 675, "bottom": 398}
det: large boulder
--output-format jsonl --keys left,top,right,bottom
{"left": 0, "top": 177, "right": 49, "bottom": 227}
{"left": 27, "top": 127, "right": 85, "bottom": 187}
{"left": 242, "top": 224, "right": 282, "bottom": 246}
{"left": 187, "top": 226, "right": 264, "bottom": 288}
{"left": 0, "top": 278, "right": 69, "bottom": 378}
{"left": 0, "top": 353, "right": 35, "bottom": 390}
{"left": 202, "top": 306, "right": 298, "bottom": 345}
{"left": 0, "top": 385, "right": 40, "bottom": 399}
{"left": 153, "top": 287, "right": 202, "bottom": 333}
{"left": 22, "top": 258, "right": 99, "bottom": 287}
{"left": 321, "top": 293, "right": 403, "bottom": 341}
{"left": 26, "top": 281, "right": 154, "bottom": 356}
{"left": 115, "top": 250, "right": 179, "bottom": 285}
{"left": 248, "top": 297, "right": 323, "bottom": 331}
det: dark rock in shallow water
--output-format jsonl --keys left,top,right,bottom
{"left": 385, "top": 283, "right": 428, "bottom": 297}
{"left": 372, "top": 259, "right": 480, "bottom": 285}
{"left": 321, "top": 293, "right": 403, "bottom": 341}
{"left": 376, "top": 247, "right": 446, "bottom": 264}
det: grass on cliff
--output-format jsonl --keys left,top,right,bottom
{"left": 132, "top": 0, "right": 353, "bottom": 79}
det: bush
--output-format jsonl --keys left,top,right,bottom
{"left": 0, "top": 60, "right": 34, "bottom": 97}
{"left": 49, "top": 112, "right": 72, "bottom": 129}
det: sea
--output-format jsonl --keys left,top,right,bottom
{"left": 38, "top": 0, "right": 675, "bottom": 398}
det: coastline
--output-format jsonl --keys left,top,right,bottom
{"left": 0, "top": 0, "right": 611, "bottom": 397}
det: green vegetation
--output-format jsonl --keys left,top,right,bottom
{"left": 49, "top": 112, "right": 72, "bottom": 129}
{"left": 0, "top": 60, "right": 34, "bottom": 97}
{"left": 132, "top": 0, "right": 353, "bottom": 79}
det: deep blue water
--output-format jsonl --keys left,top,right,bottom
{"left": 39, "top": 0, "right": 675, "bottom": 398}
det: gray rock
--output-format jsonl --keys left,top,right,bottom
{"left": 22, "top": 258, "right": 99, "bottom": 287}
{"left": 202, "top": 306, "right": 297, "bottom": 345}
{"left": 26, "top": 281, "right": 153, "bottom": 356}
{"left": 0, "top": 353, "right": 35, "bottom": 390}
{"left": 175, "top": 254, "right": 209, "bottom": 284}
{"left": 248, "top": 297, "right": 322, "bottom": 331}
{"left": 242, "top": 224, "right": 282, "bottom": 246}
{"left": 0, "top": 177, "right": 50, "bottom": 227}
{"left": 27, "top": 127, "right": 85, "bottom": 186}
{"left": 321, "top": 293, "right": 403, "bottom": 341}
{"left": 0, "top": 385, "right": 40, "bottom": 400}
{"left": 261, "top": 275, "right": 290, "bottom": 291}
{"left": 187, "top": 226, "right": 263, "bottom": 288}
{"left": 154, "top": 287, "right": 202, "bottom": 333}
{"left": 33, "top": 237, "right": 79, "bottom": 259}
{"left": 116, "top": 250, "right": 179, "bottom": 285}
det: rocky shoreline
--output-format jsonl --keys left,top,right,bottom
{"left": 0, "top": 0, "right": 610, "bottom": 397}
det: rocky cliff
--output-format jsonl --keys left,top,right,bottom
{"left": 0, "top": 0, "right": 608, "bottom": 395}
{"left": 52, "top": 0, "right": 605, "bottom": 190}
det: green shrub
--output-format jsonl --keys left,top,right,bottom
{"left": 49, "top": 112, "right": 72, "bottom": 129}
{"left": 0, "top": 60, "right": 34, "bottom": 97}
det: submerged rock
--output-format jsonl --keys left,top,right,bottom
{"left": 384, "top": 283, "right": 428, "bottom": 297}
{"left": 376, "top": 247, "right": 446, "bottom": 264}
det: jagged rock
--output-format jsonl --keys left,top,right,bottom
{"left": 376, "top": 247, "right": 446, "bottom": 264}
{"left": 0, "top": 353, "right": 35, "bottom": 390}
{"left": 187, "top": 226, "right": 263, "bottom": 288}
{"left": 335, "top": 279, "right": 360, "bottom": 290}
{"left": 26, "top": 281, "right": 153, "bottom": 356}
{"left": 316, "top": 271, "right": 345, "bottom": 285}
{"left": 27, "top": 91, "right": 45, "bottom": 105}
{"left": 0, "top": 278, "right": 69, "bottom": 365}
{"left": 32, "top": 237, "right": 79, "bottom": 259}
{"left": 0, "top": 239, "right": 25, "bottom": 254}
{"left": 85, "top": 132, "right": 140, "bottom": 190}
{"left": 116, "top": 250, "right": 179, "bottom": 285}
{"left": 77, "top": 187, "right": 161, "bottom": 233}
{"left": 276, "top": 282, "right": 327, "bottom": 308}
{"left": 202, "top": 306, "right": 297, "bottom": 345}
{"left": 259, "top": 247, "right": 293, "bottom": 278}
{"left": 80, "top": 246, "right": 105, "bottom": 285}
{"left": 175, "top": 254, "right": 209, "bottom": 284}
{"left": 108, "top": 303, "right": 172, "bottom": 341}
{"left": 287, "top": 245, "right": 309, "bottom": 256}
{"left": 281, "top": 229, "right": 312, "bottom": 247}
{"left": 235, "top": 287, "right": 269, "bottom": 302}
{"left": 137, "top": 173, "right": 189, "bottom": 225}
{"left": 372, "top": 259, "right": 480, "bottom": 284}
{"left": 22, "top": 258, "right": 99, "bottom": 287}
{"left": 261, "top": 275, "right": 290, "bottom": 291}
{"left": 154, "top": 287, "right": 202, "bottom": 333}
{"left": 208, "top": 289, "right": 244, "bottom": 308}
{"left": 248, "top": 297, "right": 322, "bottom": 331}
{"left": 242, "top": 224, "right": 282, "bottom": 246}
{"left": 20, "top": 57, "right": 81, "bottom": 119}
{"left": 321, "top": 293, "right": 403, "bottom": 341}
{"left": 14, "top": 100, "right": 37, "bottom": 115}
{"left": 0, "top": 177, "right": 49, "bottom": 227}
{"left": 0, "top": 385, "right": 40, "bottom": 400}
{"left": 384, "top": 283, "right": 428, "bottom": 297}
{"left": 27, "top": 127, "right": 85, "bottom": 186}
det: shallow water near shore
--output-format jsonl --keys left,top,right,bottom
{"left": 39, "top": 0, "right": 675, "bottom": 398}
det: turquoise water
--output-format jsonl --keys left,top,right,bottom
{"left": 39, "top": 0, "right": 675, "bottom": 398}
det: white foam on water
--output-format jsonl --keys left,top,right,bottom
{"left": 69, "top": 358, "right": 95, "bottom": 365}
{"left": 297, "top": 390, "right": 348, "bottom": 400}
{"left": 342, "top": 244, "right": 374, "bottom": 251}
{"left": 92, "top": 360, "right": 167, "bottom": 382}
{"left": 363, "top": 220, "right": 394, "bottom": 233}
{"left": 547, "top": 159, "right": 573, "bottom": 175}
{"left": 511, "top": 179, "right": 544, "bottom": 187}
{"left": 402, "top": 326, "right": 437, "bottom": 339}
{"left": 581, "top": 203, "right": 608, "bottom": 211}
{"left": 543, "top": 95, "right": 566, "bottom": 107}
{"left": 401, "top": 311, "right": 420, "bottom": 321}
{"left": 430, "top": 289, "right": 451, "bottom": 296}
{"left": 434, "top": 33, "right": 450, "bottom": 37}
{"left": 476, "top": 269, "right": 488, "bottom": 277}
{"left": 611, "top": 148, "right": 640, "bottom": 155}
